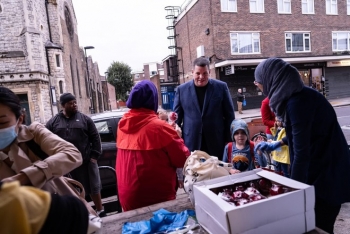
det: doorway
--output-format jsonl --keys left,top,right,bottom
{"left": 17, "top": 94, "right": 32, "bottom": 125}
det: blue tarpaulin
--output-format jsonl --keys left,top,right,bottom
{"left": 122, "top": 209, "right": 196, "bottom": 234}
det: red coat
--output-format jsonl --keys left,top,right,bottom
{"left": 261, "top": 97, "right": 275, "bottom": 135}
{"left": 116, "top": 108, "right": 190, "bottom": 211}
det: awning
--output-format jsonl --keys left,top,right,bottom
{"left": 215, "top": 55, "right": 350, "bottom": 68}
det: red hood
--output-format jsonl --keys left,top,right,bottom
{"left": 117, "top": 108, "right": 179, "bottom": 150}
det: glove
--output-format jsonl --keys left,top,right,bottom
{"left": 254, "top": 141, "right": 282, "bottom": 153}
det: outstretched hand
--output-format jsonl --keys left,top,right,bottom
{"left": 254, "top": 141, "right": 282, "bottom": 154}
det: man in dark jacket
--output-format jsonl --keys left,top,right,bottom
{"left": 173, "top": 57, "right": 235, "bottom": 160}
{"left": 236, "top": 88, "right": 245, "bottom": 114}
{"left": 46, "top": 93, "right": 105, "bottom": 217}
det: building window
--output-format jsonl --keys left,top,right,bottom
{"left": 230, "top": 32, "right": 260, "bottom": 54}
{"left": 347, "top": 0, "right": 350, "bottom": 15}
{"left": 326, "top": 0, "right": 337, "bottom": 15}
{"left": 250, "top": 0, "right": 264, "bottom": 13}
{"left": 278, "top": 0, "right": 291, "bottom": 14}
{"left": 76, "top": 61, "right": 82, "bottom": 97}
{"left": 302, "top": 0, "right": 314, "bottom": 14}
{"left": 64, "top": 6, "right": 74, "bottom": 40}
{"left": 332, "top": 32, "right": 350, "bottom": 51}
{"left": 59, "top": 80, "right": 64, "bottom": 94}
{"left": 285, "top": 32, "right": 311, "bottom": 52}
{"left": 221, "top": 0, "right": 237, "bottom": 12}
{"left": 55, "top": 54, "right": 61, "bottom": 68}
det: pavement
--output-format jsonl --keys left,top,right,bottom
{"left": 236, "top": 97, "right": 350, "bottom": 121}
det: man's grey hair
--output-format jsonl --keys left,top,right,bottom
{"left": 193, "top": 57, "right": 210, "bottom": 69}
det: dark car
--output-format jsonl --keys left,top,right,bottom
{"left": 90, "top": 110, "right": 127, "bottom": 212}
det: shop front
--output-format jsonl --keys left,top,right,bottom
{"left": 292, "top": 62, "right": 326, "bottom": 95}
{"left": 325, "top": 59, "right": 350, "bottom": 99}
{"left": 218, "top": 65, "right": 264, "bottom": 110}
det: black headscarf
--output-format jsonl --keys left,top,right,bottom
{"left": 254, "top": 58, "right": 304, "bottom": 119}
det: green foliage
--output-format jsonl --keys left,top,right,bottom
{"left": 106, "top": 61, "right": 133, "bottom": 101}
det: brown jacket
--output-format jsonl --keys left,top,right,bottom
{"left": 0, "top": 122, "right": 82, "bottom": 195}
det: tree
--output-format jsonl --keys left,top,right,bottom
{"left": 106, "top": 61, "right": 133, "bottom": 101}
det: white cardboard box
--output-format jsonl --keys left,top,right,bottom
{"left": 193, "top": 169, "right": 315, "bottom": 234}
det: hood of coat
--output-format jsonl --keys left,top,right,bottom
{"left": 118, "top": 108, "right": 159, "bottom": 134}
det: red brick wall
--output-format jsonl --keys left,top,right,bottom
{"left": 175, "top": 0, "right": 350, "bottom": 80}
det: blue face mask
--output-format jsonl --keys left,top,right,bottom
{"left": 0, "top": 122, "right": 18, "bottom": 150}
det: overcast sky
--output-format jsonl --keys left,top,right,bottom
{"left": 73, "top": 0, "right": 187, "bottom": 74}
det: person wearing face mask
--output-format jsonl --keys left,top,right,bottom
{"left": 0, "top": 86, "right": 95, "bottom": 232}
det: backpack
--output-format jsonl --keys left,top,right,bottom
{"left": 227, "top": 141, "right": 259, "bottom": 168}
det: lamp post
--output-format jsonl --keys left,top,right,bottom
{"left": 104, "top": 71, "right": 111, "bottom": 111}
{"left": 84, "top": 46, "right": 95, "bottom": 114}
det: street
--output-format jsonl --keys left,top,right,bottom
{"left": 332, "top": 105, "right": 350, "bottom": 234}
{"left": 337, "top": 105, "right": 350, "bottom": 145}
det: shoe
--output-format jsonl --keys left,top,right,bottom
{"left": 96, "top": 210, "right": 106, "bottom": 217}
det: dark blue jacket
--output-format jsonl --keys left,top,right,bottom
{"left": 173, "top": 79, "right": 235, "bottom": 159}
{"left": 285, "top": 87, "right": 350, "bottom": 205}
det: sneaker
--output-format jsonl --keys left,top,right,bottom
{"left": 96, "top": 210, "right": 106, "bottom": 217}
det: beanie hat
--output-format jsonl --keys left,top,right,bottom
{"left": 230, "top": 119, "right": 249, "bottom": 142}
{"left": 126, "top": 80, "right": 158, "bottom": 113}
{"left": 59, "top": 93, "right": 76, "bottom": 105}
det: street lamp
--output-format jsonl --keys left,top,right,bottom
{"left": 84, "top": 46, "right": 95, "bottom": 114}
{"left": 104, "top": 71, "right": 111, "bottom": 111}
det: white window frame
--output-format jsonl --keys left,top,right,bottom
{"left": 278, "top": 0, "right": 291, "bottom": 14}
{"left": 250, "top": 0, "right": 264, "bottom": 13}
{"left": 221, "top": 0, "right": 237, "bottom": 12}
{"left": 332, "top": 32, "right": 350, "bottom": 51}
{"left": 285, "top": 32, "right": 311, "bottom": 53}
{"left": 230, "top": 32, "right": 261, "bottom": 55}
{"left": 302, "top": 0, "right": 314, "bottom": 14}
{"left": 347, "top": 0, "right": 350, "bottom": 15}
{"left": 326, "top": 0, "right": 338, "bottom": 15}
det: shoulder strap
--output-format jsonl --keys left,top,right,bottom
{"left": 26, "top": 140, "right": 48, "bottom": 160}
{"left": 250, "top": 141, "right": 259, "bottom": 168}
{"left": 227, "top": 142, "right": 233, "bottom": 163}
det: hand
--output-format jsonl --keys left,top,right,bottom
{"left": 230, "top": 169, "right": 241, "bottom": 174}
{"left": 90, "top": 158, "right": 97, "bottom": 164}
{"left": 254, "top": 141, "right": 281, "bottom": 153}
{"left": 1, "top": 173, "right": 31, "bottom": 186}
{"left": 178, "top": 180, "right": 184, "bottom": 189}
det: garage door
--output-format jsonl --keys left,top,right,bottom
{"left": 325, "top": 67, "right": 350, "bottom": 99}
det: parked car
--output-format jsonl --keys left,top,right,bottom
{"left": 90, "top": 110, "right": 127, "bottom": 200}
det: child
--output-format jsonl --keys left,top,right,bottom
{"left": 270, "top": 117, "right": 290, "bottom": 177}
{"left": 223, "top": 119, "right": 267, "bottom": 174}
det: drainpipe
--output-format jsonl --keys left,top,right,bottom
{"left": 44, "top": 0, "right": 61, "bottom": 117}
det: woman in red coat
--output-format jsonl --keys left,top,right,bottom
{"left": 116, "top": 80, "right": 190, "bottom": 211}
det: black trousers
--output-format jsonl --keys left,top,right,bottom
{"left": 315, "top": 198, "right": 341, "bottom": 234}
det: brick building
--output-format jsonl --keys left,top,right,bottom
{"left": 0, "top": 0, "right": 108, "bottom": 124}
{"left": 174, "top": 0, "right": 350, "bottom": 109}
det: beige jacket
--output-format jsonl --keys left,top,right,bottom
{"left": 0, "top": 122, "right": 83, "bottom": 195}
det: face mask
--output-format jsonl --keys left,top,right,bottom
{"left": 0, "top": 121, "right": 18, "bottom": 150}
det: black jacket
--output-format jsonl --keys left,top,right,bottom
{"left": 237, "top": 92, "right": 244, "bottom": 102}
{"left": 46, "top": 111, "right": 101, "bottom": 161}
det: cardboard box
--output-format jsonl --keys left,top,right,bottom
{"left": 194, "top": 169, "right": 315, "bottom": 234}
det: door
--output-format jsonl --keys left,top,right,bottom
{"left": 17, "top": 94, "right": 31, "bottom": 125}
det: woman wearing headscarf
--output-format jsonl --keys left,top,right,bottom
{"left": 254, "top": 58, "right": 350, "bottom": 233}
{"left": 116, "top": 80, "right": 190, "bottom": 211}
